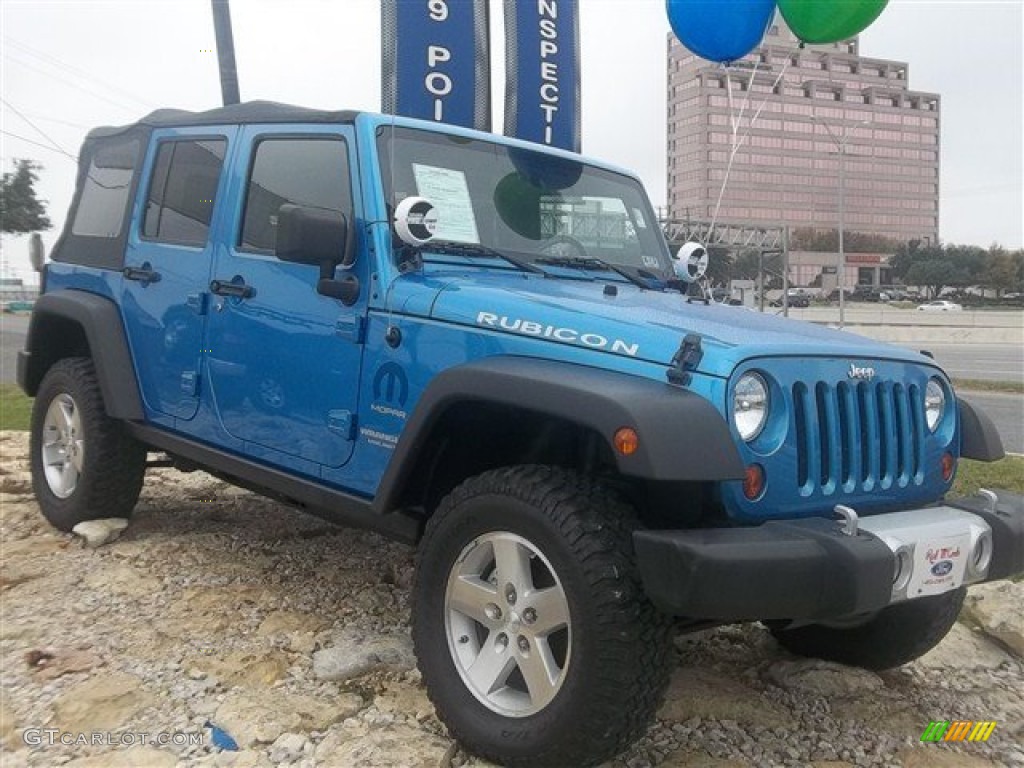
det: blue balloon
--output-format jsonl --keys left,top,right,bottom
{"left": 667, "top": 0, "right": 777, "bottom": 64}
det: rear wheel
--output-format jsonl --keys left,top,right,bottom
{"left": 769, "top": 587, "right": 966, "bottom": 670}
{"left": 30, "top": 357, "right": 147, "bottom": 531}
{"left": 413, "top": 465, "right": 672, "bottom": 768}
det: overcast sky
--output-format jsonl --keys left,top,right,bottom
{"left": 1, "top": 0, "right": 1021, "bottom": 281}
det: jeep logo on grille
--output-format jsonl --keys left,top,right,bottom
{"left": 848, "top": 363, "right": 876, "bottom": 381}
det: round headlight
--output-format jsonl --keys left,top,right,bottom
{"left": 925, "top": 377, "right": 946, "bottom": 433}
{"left": 733, "top": 373, "right": 769, "bottom": 441}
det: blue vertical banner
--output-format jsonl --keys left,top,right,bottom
{"left": 381, "top": 0, "right": 491, "bottom": 131}
{"left": 504, "top": 0, "right": 581, "bottom": 152}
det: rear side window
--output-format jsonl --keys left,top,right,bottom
{"left": 71, "top": 139, "right": 139, "bottom": 237}
{"left": 240, "top": 138, "right": 352, "bottom": 253}
{"left": 142, "top": 139, "right": 227, "bottom": 246}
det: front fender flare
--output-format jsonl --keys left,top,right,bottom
{"left": 373, "top": 357, "right": 744, "bottom": 514}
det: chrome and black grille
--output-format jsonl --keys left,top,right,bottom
{"left": 792, "top": 379, "right": 926, "bottom": 496}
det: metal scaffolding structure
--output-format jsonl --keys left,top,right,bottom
{"left": 659, "top": 216, "right": 788, "bottom": 251}
{"left": 658, "top": 216, "right": 792, "bottom": 314}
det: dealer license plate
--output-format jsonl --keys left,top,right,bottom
{"left": 907, "top": 534, "right": 970, "bottom": 598}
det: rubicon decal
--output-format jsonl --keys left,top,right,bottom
{"left": 476, "top": 312, "right": 639, "bottom": 356}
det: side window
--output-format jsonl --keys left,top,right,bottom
{"left": 240, "top": 138, "right": 352, "bottom": 253}
{"left": 71, "top": 138, "right": 139, "bottom": 237}
{"left": 142, "top": 139, "right": 226, "bottom": 246}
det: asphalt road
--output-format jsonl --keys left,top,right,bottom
{"left": 1, "top": 313, "right": 1020, "bottom": 452}
{"left": 901, "top": 342, "right": 1024, "bottom": 386}
{"left": 960, "top": 391, "right": 1024, "bottom": 455}
{"left": 0, "top": 314, "right": 28, "bottom": 385}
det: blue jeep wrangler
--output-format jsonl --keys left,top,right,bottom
{"left": 17, "top": 102, "right": 1023, "bottom": 767}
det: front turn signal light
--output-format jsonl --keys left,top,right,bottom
{"left": 614, "top": 427, "right": 639, "bottom": 456}
{"left": 743, "top": 464, "right": 765, "bottom": 500}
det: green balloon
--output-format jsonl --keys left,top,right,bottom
{"left": 778, "top": 0, "right": 889, "bottom": 44}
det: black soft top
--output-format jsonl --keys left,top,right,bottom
{"left": 88, "top": 100, "right": 360, "bottom": 138}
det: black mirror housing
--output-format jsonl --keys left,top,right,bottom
{"left": 275, "top": 204, "right": 348, "bottom": 268}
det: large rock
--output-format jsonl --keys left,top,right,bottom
{"left": 213, "top": 689, "right": 363, "bottom": 747}
{"left": 186, "top": 649, "right": 290, "bottom": 688}
{"left": 313, "top": 722, "right": 451, "bottom": 768}
{"left": 764, "top": 659, "right": 884, "bottom": 698}
{"left": 915, "top": 621, "right": 1014, "bottom": 670}
{"left": 63, "top": 747, "right": 177, "bottom": 767}
{"left": 962, "top": 580, "right": 1024, "bottom": 658}
{"left": 72, "top": 518, "right": 130, "bottom": 548}
{"left": 659, "top": 667, "right": 789, "bottom": 729}
{"left": 313, "top": 630, "right": 415, "bottom": 682}
{"left": 53, "top": 673, "right": 157, "bottom": 733}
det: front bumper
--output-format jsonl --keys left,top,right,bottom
{"left": 634, "top": 490, "right": 1023, "bottom": 621}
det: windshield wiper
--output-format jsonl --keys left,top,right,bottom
{"left": 425, "top": 240, "right": 548, "bottom": 276}
{"left": 535, "top": 256, "right": 657, "bottom": 290}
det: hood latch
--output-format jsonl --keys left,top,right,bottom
{"left": 667, "top": 333, "right": 703, "bottom": 387}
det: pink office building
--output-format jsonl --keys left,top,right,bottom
{"left": 666, "top": 20, "right": 941, "bottom": 265}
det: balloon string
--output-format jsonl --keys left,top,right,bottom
{"left": 707, "top": 43, "right": 800, "bottom": 242}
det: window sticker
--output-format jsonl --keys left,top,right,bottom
{"left": 412, "top": 164, "right": 479, "bottom": 244}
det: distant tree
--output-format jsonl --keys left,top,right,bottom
{"left": 979, "top": 246, "right": 1019, "bottom": 298}
{"left": 0, "top": 159, "right": 52, "bottom": 234}
{"left": 790, "top": 227, "right": 903, "bottom": 254}
{"left": 893, "top": 242, "right": 979, "bottom": 298}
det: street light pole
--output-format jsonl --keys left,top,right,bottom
{"left": 814, "top": 116, "right": 869, "bottom": 329}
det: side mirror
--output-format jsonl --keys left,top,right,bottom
{"left": 672, "top": 241, "right": 709, "bottom": 283}
{"left": 394, "top": 196, "right": 438, "bottom": 247}
{"left": 28, "top": 233, "right": 45, "bottom": 273}
{"left": 276, "top": 204, "right": 359, "bottom": 306}
{"left": 276, "top": 204, "right": 348, "bottom": 269}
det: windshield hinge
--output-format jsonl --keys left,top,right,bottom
{"left": 667, "top": 334, "right": 703, "bottom": 387}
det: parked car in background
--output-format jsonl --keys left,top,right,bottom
{"left": 917, "top": 300, "right": 963, "bottom": 312}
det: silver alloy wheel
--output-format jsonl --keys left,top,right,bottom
{"left": 444, "top": 531, "right": 572, "bottom": 718}
{"left": 41, "top": 393, "right": 84, "bottom": 499}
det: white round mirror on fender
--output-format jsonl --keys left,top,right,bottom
{"left": 394, "top": 197, "right": 438, "bottom": 247}
{"left": 672, "top": 241, "right": 708, "bottom": 283}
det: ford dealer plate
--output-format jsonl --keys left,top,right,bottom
{"left": 908, "top": 535, "right": 970, "bottom": 598}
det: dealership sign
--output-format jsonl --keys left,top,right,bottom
{"left": 381, "top": 0, "right": 492, "bottom": 131}
{"left": 382, "top": 0, "right": 581, "bottom": 152}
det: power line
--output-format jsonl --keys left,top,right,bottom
{"left": 0, "top": 129, "right": 77, "bottom": 160}
{"left": 4, "top": 37, "right": 157, "bottom": 111}
{"left": 1, "top": 98, "right": 75, "bottom": 160}
{"left": 2, "top": 52, "right": 142, "bottom": 115}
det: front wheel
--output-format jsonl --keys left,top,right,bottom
{"left": 413, "top": 466, "right": 672, "bottom": 768}
{"left": 29, "top": 357, "right": 147, "bottom": 531}
{"left": 769, "top": 587, "right": 966, "bottom": 670}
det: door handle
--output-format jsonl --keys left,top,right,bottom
{"left": 209, "top": 279, "right": 255, "bottom": 299}
{"left": 123, "top": 265, "right": 161, "bottom": 285}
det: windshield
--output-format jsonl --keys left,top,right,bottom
{"left": 377, "top": 126, "right": 672, "bottom": 276}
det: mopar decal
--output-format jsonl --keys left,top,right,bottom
{"left": 476, "top": 312, "right": 639, "bottom": 356}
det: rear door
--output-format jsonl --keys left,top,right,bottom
{"left": 121, "top": 128, "right": 235, "bottom": 422}
{"left": 204, "top": 125, "right": 366, "bottom": 468}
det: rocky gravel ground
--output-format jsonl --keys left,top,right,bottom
{"left": 1, "top": 429, "right": 1022, "bottom": 768}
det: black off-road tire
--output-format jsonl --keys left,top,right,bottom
{"left": 769, "top": 587, "right": 966, "bottom": 670}
{"left": 29, "top": 357, "right": 147, "bottom": 531}
{"left": 413, "top": 465, "right": 673, "bottom": 768}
